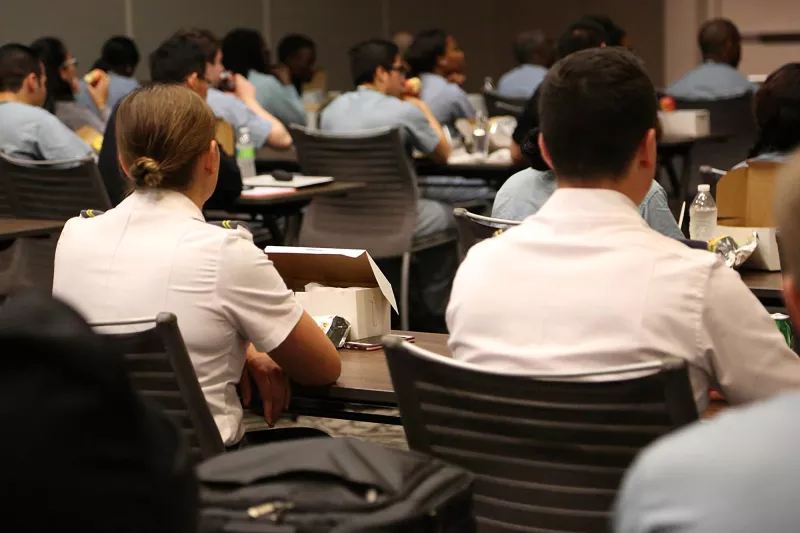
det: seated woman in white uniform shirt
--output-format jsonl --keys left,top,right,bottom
{"left": 53, "top": 84, "right": 341, "bottom": 447}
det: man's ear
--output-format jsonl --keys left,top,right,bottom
{"left": 538, "top": 132, "right": 555, "bottom": 170}
{"left": 640, "top": 128, "right": 658, "bottom": 170}
{"left": 185, "top": 72, "right": 200, "bottom": 93}
{"left": 22, "top": 72, "right": 38, "bottom": 94}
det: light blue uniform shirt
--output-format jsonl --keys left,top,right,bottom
{"left": 614, "top": 391, "right": 800, "bottom": 533}
{"left": 667, "top": 62, "right": 757, "bottom": 100}
{"left": 76, "top": 72, "right": 140, "bottom": 119}
{"left": 496, "top": 64, "right": 548, "bottom": 99}
{"left": 492, "top": 167, "right": 683, "bottom": 239}
{"left": 419, "top": 73, "right": 475, "bottom": 130}
{"left": 206, "top": 87, "right": 272, "bottom": 149}
{"left": 320, "top": 86, "right": 440, "bottom": 155}
{"left": 732, "top": 151, "right": 789, "bottom": 170}
{"left": 0, "top": 101, "right": 93, "bottom": 162}
{"left": 248, "top": 70, "right": 307, "bottom": 127}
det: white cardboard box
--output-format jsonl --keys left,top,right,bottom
{"left": 658, "top": 110, "right": 711, "bottom": 137}
{"left": 264, "top": 247, "right": 398, "bottom": 340}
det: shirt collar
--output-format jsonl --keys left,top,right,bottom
{"left": 120, "top": 189, "right": 205, "bottom": 221}
{"left": 534, "top": 188, "right": 645, "bottom": 225}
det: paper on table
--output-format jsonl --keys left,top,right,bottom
{"left": 243, "top": 175, "right": 333, "bottom": 188}
{"left": 264, "top": 246, "right": 365, "bottom": 258}
{"left": 240, "top": 186, "right": 296, "bottom": 198}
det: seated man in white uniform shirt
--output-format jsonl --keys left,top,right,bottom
{"left": 447, "top": 47, "right": 800, "bottom": 411}
{"left": 53, "top": 84, "right": 341, "bottom": 447}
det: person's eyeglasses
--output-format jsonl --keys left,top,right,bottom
{"left": 61, "top": 57, "right": 78, "bottom": 69}
{"left": 390, "top": 64, "right": 408, "bottom": 76}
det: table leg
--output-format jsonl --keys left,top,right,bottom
{"left": 680, "top": 147, "right": 695, "bottom": 203}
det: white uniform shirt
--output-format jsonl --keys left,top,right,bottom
{"left": 53, "top": 189, "right": 303, "bottom": 445}
{"left": 447, "top": 188, "right": 800, "bottom": 409}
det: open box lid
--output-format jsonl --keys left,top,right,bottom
{"left": 264, "top": 247, "right": 398, "bottom": 312}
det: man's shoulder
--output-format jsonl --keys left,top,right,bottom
{"left": 0, "top": 102, "right": 52, "bottom": 122}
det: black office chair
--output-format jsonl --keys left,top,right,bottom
{"left": 384, "top": 337, "right": 699, "bottom": 533}
{"left": 453, "top": 207, "right": 520, "bottom": 253}
{"left": 0, "top": 153, "right": 111, "bottom": 291}
{"left": 483, "top": 92, "right": 528, "bottom": 118}
{"left": 90, "top": 313, "right": 225, "bottom": 464}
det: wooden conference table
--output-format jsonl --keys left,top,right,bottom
{"left": 0, "top": 218, "right": 64, "bottom": 251}
{"left": 243, "top": 272, "right": 782, "bottom": 428}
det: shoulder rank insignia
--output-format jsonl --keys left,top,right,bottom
{"left": 492, "top": 228, "right": 506, "bottom": 238}
{"left": 209, "top": 220, "right": 250, "bottom": 232}
{"left": 80, "top": 209, "right": 105, "bottom": 218}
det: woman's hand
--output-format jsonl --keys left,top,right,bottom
{"left": 240, "top": 344, "right": 291, "bottom": 426}
{"left": 86, "top": 70, "right": 110, "bottom": 111}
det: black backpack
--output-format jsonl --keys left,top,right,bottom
{"left": 197, "top": 437, "right": 475, "bottom": 533}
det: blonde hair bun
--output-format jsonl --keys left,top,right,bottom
{"left": 129, "top": 157, "right": 165, "bottom": 188}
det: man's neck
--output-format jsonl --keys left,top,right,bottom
{"left": 556, "top": 175, "right": 640, "bottom": 204}
{"left": 0, "top": 92, "right": 24, "bottom": 104}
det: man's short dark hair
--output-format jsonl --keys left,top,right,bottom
{"left": 0, "top": 43, "right": 42, "bottom": 93}
{"left": 221, "top": 29, "right": 270, "bottom": 77}
{"left": 582, "top": 15, "right": 626, "bottom": 47}
{"left": 405, "top": 29, "right": 447, "bottom": 75}
{"left": 277, "top": 34, "right": 315, "bottom": 64}
{"left": 751, "top": 63, "right": 800, "bottom": 156}
{"left": 149, "top": 34, "right": 206, "bottom": 84}
{"left": 513, "top": 30, "right": 552, "bottom": 66}
{"left": 539, "top": 47, "right": 657, "bottom": 179}
{"left": 94, "top": 36, "right": 140, "bottom": 75}
{"left": 699, "top": 18, "right": 741, "bottom": 61}
{"left": 556, "top": 19, "right": 608, "bottom": 60}
{"left": 349, "top": 39, "right": 398, "bottom": 86}
{"left": 173, "top": 28, "right": 220, "bottom": 64}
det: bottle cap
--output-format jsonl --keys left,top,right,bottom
{"left": 698, "top": 184, "right": 711, "bottom": 192}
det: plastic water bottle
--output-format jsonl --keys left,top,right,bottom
{"left": 483, "top": 76, "right": 494, "bottom": 93}
{"left": 235, "top": 126, "right": 257, "bottom": 179}
{"left": 689, "top": 184, "right": 718, "bottom": 241}
{"left": 472, "top": 111, "right": 490, "bottom": 159}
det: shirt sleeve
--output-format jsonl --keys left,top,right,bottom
{"left": 451, "top": 86, "right": 476, "bottom": 120}
{"left": 36, "top": 112, "right": 94, "bottom": 161}
{"left": 211, "top": 93, "right": 273, "bottom": 149}
{"left": 700, "top": 263, "right": 800, "bottom": 404}
{"left": 640, "top": 184, "right": 683, "bottom": 239}
{"left": 216, "top": 230, "right": 304, "bottom": 353}
{"left": 401, "top": 105, "right": 441, "bottom": 155}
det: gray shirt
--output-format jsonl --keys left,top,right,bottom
{"left": 615, "top": 391, "right": 800, "bottom": 533}
{"left": 320, "top": 86, "right": 440, "bottom": 155}
{"left": 76, "top": 73, "right": 140, "bottom": 119}
{"left": 206, "top": 88, "right": 273, "bottom": 148}
{"left": 0, "top": 101, "right": 93, "bottom": 162}
{"left": 249, "top": 70, "right": 307, "bottom": 127}
{"left": 497, "top": 64, "right": 548, "bottom": 99}
{"left": 492, "top": 168, "right": 683, "bottom": 239}
{"left": 55, "top": 100, "right": 110, "bottom": 134}
{"left": 419, "top": 73, "right": 475, "bottom": 129}
{"left": 667, "top": 62, "right": 757, "bottom": 100}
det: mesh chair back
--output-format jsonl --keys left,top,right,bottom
{"left": 484, "top": 92, "right": 528, "bottom": 118}
{"left": 453, "top": 208, "right": 520, "bottom": 252}
{"left": 92, "top": 313, "right": 224, "bottom": 465}
{"left": 674, "top": 93, "right": 757, "bottom": 194}
{"left": 292, "top": 126, "right": 418, "bottom": 259}
{"left": 384, "top": 337, "right": 698, "bottom": 533}
{"left": 0, "top": 152, "right": 111, "bottom": 220}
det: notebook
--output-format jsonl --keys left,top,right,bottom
{"left": 243, "top": 175, "right": 334, "bottom": 188}
{"left": 240, "top": 187, "right": 297, "bottom": 199}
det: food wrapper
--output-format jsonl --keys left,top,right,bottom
{"left": 709, "top": 233, "right": 758, "bottom": 268}
{"left": 313, "top": 315, "right": 351, "bottom": 348}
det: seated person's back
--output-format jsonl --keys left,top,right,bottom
{"left": 496, "top": 30, "right": 553, "bottom": 99}
{"left": 406, "top": 29, "right": 474, "bottom": 130}
{"left": 493, "top": 168, "right": 682, "bottom": 239}
{"left": 734, "top": 62, "right": 800, "bottom": 170}
{"left": 667, "top": 18, "right": 756, "bottom": 100}
{"left": 448, "top": 47, "right": 800, "bottom": 411}
{"left": 0, "top": 43, "right": 93, "bottom": 161}
{"left": 54, "top": 84, "right": 341, "bottom": 447}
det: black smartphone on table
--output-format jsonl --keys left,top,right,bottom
{"left": 343, "top": 334, "right": 416, "bottom": 351}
